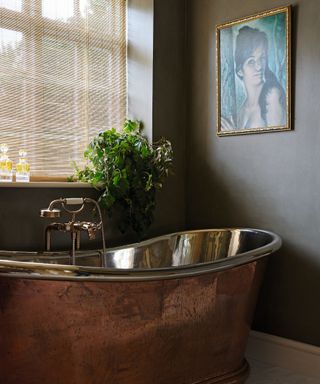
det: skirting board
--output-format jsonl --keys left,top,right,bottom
{"left": 246, "top": 330, "right": 320, "bottom": 380}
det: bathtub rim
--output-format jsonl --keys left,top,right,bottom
{"left": 0, "top": 228, "right": 281, "bottom": 282}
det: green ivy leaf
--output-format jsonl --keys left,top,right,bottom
{"left": 72, "top": 119, "right": 173, "bottom": 237}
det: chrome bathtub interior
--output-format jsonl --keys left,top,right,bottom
{"left": 0, "top": 229, "right": 281, "bottom": 281}
{"left": 40, "top": 197, "right": 106, "bottom": 266}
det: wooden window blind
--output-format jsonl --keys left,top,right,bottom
{"left": 0, "top": 0, "right": 127, "bottom": 180}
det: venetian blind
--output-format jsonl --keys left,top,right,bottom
{"left": 0, "top": 0, "right": 127, "bottom": 180}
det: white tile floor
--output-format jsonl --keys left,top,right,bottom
{"left": 246, "top": 358, "right": 319, "bottom": 384}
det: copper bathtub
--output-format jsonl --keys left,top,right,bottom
{"left": 0, "top": 228, "right": 281, "bottom": 384}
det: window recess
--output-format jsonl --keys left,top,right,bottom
{"left": 0, "top": 0, "right": 127, "bottom": 180}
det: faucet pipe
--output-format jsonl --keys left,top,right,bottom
{"left": 83, "top": 197, "right": 106, "bottom": 261}
{"left": 45, "top": 223, "right": 81, "bottom": 252}
{"left": 41, "top": 197, "right": 106, "bottom": 266}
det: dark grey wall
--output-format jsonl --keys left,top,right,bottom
{"left": 186, "top": 0, "right": 320, "bottom": 346}
{"left": 151, "top": 0, "right": 187, "bottom": 237}
{"left": 128, "top": 0, "right": 187, "bottom": 238}
{"left": 0, "top": 184, "right": 160, "bottom": 251}
{"left": 0, "top": 187, "right": 101, "bottom": 251}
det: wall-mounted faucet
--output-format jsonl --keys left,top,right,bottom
{"left": 40, "top": 197, "right": 106, "bottom": 265}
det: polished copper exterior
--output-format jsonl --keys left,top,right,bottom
{"left": 0, "top": 229, "right": 281, "bottom": 384}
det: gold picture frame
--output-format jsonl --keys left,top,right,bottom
{"left": 216, "top": 6, "right": 291, "bottom": 136}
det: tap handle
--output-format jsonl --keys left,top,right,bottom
{"left": 64, "top": 198, "right": 84, "bottom": 205}
{"left": 62, "top": 198, "right": 85, "bottom": 215}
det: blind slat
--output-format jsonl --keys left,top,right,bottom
{"left": 0, "top": 0, "right": 127, "bottom": 178}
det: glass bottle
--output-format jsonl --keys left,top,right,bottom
{"left": 15, "top": 149, "right": 30, "bottom": 182}
{"left": 0, "top": 143, "right": 13, "bottom": 182}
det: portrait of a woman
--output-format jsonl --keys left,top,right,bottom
{"left": 217, "top": 7, "right": 290, "bottom": 135}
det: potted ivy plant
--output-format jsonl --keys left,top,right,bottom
{"left": 73, "top": 119, "right": 173, "bottom": 237}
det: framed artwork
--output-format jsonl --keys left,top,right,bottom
{"left": 216, "top": 6, "right": 291, "bottom": 136}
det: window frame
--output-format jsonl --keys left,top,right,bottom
{"left": 0, "top": 0, "right": 129, "bottom": 184}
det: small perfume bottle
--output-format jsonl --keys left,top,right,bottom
{"left": 16, "top": 149, "right": 30, "bottom": 182}
{"left": 0, "top": 143, "right": 13, "bottom": 182}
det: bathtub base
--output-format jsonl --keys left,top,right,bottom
{"left": 0, "top": 264, "right": 261, "bottom": 384}
{"left": 195, "top": 360, "right": 249, "bottom": 383}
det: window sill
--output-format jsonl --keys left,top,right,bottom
{"left": 0, "top": 182, "right": 92, "bottom": 188}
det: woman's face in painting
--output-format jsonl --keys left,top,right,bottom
{"left": 238, "top": 44, "right": 267, "bottom": 87}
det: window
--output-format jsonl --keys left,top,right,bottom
{"left": 0, "top": 0, "right": 127, "bottom": 180}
